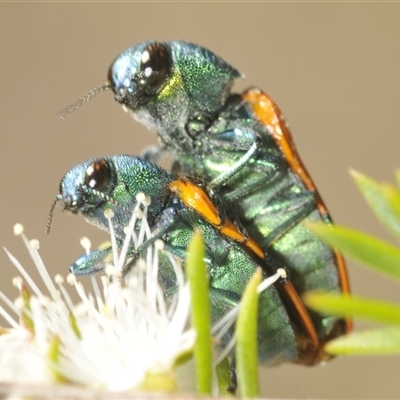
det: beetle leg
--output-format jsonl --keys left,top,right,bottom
{"left": 198, "top": 127, "right": 284, "bottom": 198}
{"left": 207, "top": 128, "right": 263, "bottom": 191}
{"left": 263, "top": 192, "right": 317, "bottom": 246}
{"left": 70, "top": 246, "right": 114, "bottom": 276}
{"left": 134, "top": 204, "right": 184, "bottom": 255}
{"left": 221, "top": 160, "right": 284, "bottom": 203}
{"left": 228, "top": 362, "right": 237, "bottom": 395}
{"left": 70, "top": 243, "right": 142, "bottom": 278}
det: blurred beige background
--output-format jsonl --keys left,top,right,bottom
{"left": 1, "top": 3, "right": 400, "bottom": 398}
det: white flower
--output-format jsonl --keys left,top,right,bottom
{"left": 0, "top": 195, "right": 195, "bottom": 392}
{"left": 0, "top": 193, "right": 286, "bottom": 397}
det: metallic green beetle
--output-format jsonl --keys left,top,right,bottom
{"left": 51, "top": 154, "right": 324, "bottom": 365}
{"left": 61, "top": 41, "right": 351, "bottom": 363}
{"left": 106, "top": 41, "right": 352, "bottom": 360}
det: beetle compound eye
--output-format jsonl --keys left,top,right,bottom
{"left": 140, "top": 42, "right": 169, "bottom": 88}
{"left": 85, "top": 159, "right": 111, "bottom": 192}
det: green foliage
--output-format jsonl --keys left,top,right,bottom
{"left": 235, "top": 268, "right": 262, "bottom": 398}
{"left": 186, "top": 232, "right": 263, "bottom": 396}
{"left": 306, "top": 170, "right": 400, "bottom": 356}
{"left": 186, "top": 231, "right": 213, "bottom": 395}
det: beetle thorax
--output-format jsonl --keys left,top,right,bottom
{"left": 129, "top": 88, "right": 208, "bottom": 153}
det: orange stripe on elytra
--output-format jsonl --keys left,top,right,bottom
{"left": 169, "top": 179, "right": 324, "bottom": 355}
{"left": 243, "top": 88, "right": 328, "bottom": 216}
{"left": 219, "top": 221, "right": 244, "bottom": 242}
{"left": 169, "top": 178, "right": 265, "bottom": 259}
{"left": 168, "top": 179, "right": 221, "bottom": 226}
{"left": 335, "top": 250, "right": 352, "bottom": 333}
{"left": 243, "top": 88, "right": 352, "bottom": 333}
{"left": 244, "top": 238, "right": 264, "bottom": 260}
{"left": 283, "top": 281, "right": 320, "bottom": 350}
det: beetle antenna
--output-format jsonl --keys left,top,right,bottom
{"left": 57, "top": 82, "right": 111, "bottom": 120}
{"left": 46, "top": 197, "right": 60, "bottom": 234}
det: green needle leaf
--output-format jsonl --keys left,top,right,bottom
{"left": 350, "top": 169, "right": 400, "bottom": 241}
{"left": 308, "top": 223, "right": 400, "bottom": 281}
{"left": 216, "top": 357, "right": 235, "bottom": 397}
{"left": 236, "top": 268, "right": 262, "bottom": 399}
{"left": 308, "top": 170, "right": 400, "bottom": 359}
{"left": 325, "top": 326, "right": 400, "bottom": 355}
{"left": 185, "top": 230, "right": 212, "bottom": 395}
{"left": 304, "top": 292, "right": 400, "bottom": 325}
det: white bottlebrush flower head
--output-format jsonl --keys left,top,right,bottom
{"left": 0, "top": 194, "right": 195, "bottom": 392}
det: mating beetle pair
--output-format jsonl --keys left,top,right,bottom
{"left": 55, "top": 154, "right": 309, "bottom": 365}
{"left": 55, "top": 40, "right": 351, "bottom": 366}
